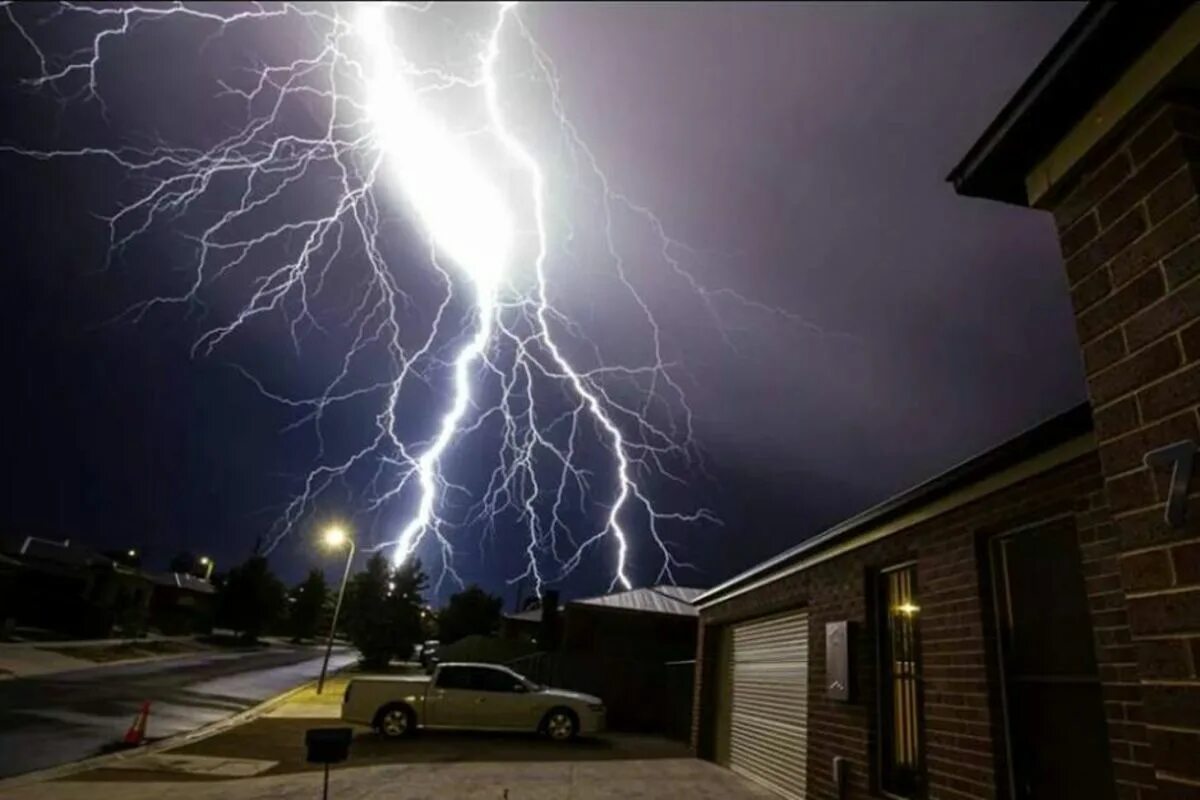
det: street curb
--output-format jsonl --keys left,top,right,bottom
{"left": 0, "top": 661, "right": 352, "bottom": 791}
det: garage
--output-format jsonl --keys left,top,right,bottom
{"left": 728, "top": 609, "right": 809, "bottom": 799}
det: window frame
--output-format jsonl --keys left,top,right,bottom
{"left": 875, "top": 560, "right": 926, "bottom": 799}
{"left": 435, "top": 666, "right": 472, "bottom": 690}
{"left": 470, "top": 666, "right": 525, "bottom": 693}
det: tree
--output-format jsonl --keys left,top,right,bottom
{"left": 289, "top": 569, "right": 328, "bottom": 642}
{"left": 216, "top": 556, "right": 286, "bottom": 643}
{"left": 343, "top": 554, "right": 428, "bottom": 669}
{"left": 437, "top": 584, "right": 503, "bottom": 644}
{"left": 388, "top": 558, "right": 428, "bottom": 660}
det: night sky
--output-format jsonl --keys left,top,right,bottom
{"left": 1, "top": 3, "right": 1085, "bottom": 606}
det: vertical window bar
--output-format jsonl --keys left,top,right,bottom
{"left": 880, "top": 562, "right": 923, "bottom": 796}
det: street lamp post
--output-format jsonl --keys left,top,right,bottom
{"left": 318, "top": 526, "right": 355, "bottom": 694}
{"left": 198, "top": 556, "right": 214, "bottom": 581}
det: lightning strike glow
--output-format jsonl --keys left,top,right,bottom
{"left": 2, "top": 1, "right": 846, "bottom": 595}
{"left": 355, "top": 3, "right": 512, "bottom": 285}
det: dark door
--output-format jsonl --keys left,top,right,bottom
{"left": 990, "top": 517, "right": 1116, "bottom": 800}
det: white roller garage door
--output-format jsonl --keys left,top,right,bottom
{"left": 729, "top": 609, "right": 809, "bottom": 799}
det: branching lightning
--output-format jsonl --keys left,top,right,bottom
{"left": 2, "top": 1, "right": 842, "bottom": 594}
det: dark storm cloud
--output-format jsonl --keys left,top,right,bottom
{"left": 530, "top": 2, "right": 1086, "bottom": 547}
{"left": 1, "top": 3, "right": 1086, "bottom": 594}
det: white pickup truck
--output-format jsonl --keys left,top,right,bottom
{"left": 341, "top": 661, "right": 606, "bottom": 741}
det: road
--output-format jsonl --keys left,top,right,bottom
{"left": 0, "top": 646, "right": 356, "bottom": 779}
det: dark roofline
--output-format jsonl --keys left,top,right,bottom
{"left": 565, "top": 599, "right": 698, "bottom": 621}
{"left": 948, "top": 2, "right": 1188, "bottom": 204}
{"left": 696, "top": 403, "right": 1094, "bottom": 606}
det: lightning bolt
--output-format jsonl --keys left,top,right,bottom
{"left": 2, "top": 1, "right": 845, "bottom": 595}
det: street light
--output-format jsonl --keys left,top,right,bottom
{"left": 318, "top": 525, "right": 356, "bottom": 694}
{"left": 197, "top": 555, "right": 214, "bottom": 581}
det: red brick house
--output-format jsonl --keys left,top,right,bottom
{"left": 690, "top": 3, "right": 1200, "bottom": 799}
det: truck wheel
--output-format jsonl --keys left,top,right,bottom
{"left": 375, "top": 704, "right": 415, "bottom": 739}
{"left": 542, "top": 708, "right": 578, "bottom": 741}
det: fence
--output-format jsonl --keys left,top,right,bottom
{"left": 507, "top": 651, "right": 694, "bottom": 739}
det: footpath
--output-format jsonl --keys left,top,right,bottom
{"left": 0, "top": 634, "right": 328, "bottom": 680}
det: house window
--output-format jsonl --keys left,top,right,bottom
{"left": 878, "top": 562, "right": 924, "bottom": 797}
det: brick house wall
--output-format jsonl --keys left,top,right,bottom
{"left": 1044, "top": 99, "right": 1200, "bottom": 796}
{"left": 693, "top": 450, "right": 1153, "bottom": 800}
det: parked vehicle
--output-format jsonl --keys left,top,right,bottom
{"left": 342, "top": 662, "right": 605, "bottom": 741}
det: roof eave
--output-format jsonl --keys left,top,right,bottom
{"left": 949, "top": 2, "right": 1188, "bottom": 204}
{"left": 694, "top": 403, "right": 1094, "bottom": 607}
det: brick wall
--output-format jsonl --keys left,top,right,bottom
{"left": 693, "top": 452, "right": 1152, "bottom": 800}
{"left": 1046, "top": 99, "right": 1200, "bottom": 796}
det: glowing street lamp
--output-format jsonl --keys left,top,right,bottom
{"left": 318, "top": 524, "right": 356, "bottom": 694}
{"left": 323, "top": 526, "right": 348, "bottom": 549}
{"left": 197, "top": 555, "right": 214, "bottom": 581}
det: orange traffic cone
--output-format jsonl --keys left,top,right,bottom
{"left": 122, "top": 701, "right": 151, "bottom": 746}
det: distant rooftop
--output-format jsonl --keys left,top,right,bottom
{"left": 503, "top": 584, "right": 704, "bottom": 621}
{"left": 571, "top": 585, "right": 703, "bottom": 617}
{"left": 5, "top": 537, "right": 213, "bottom": 592}
{"left": 145, "top": 571, "right": 216, "bottom": 594}
{"left": 504, "top": 607, "right": 543, "bottom": 624}
{"left": 16, "top": 536, "right": 114, "bottom": 569}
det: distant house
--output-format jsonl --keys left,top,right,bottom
{"left": 503, "top": 584, "right": 702, "bottom": 658}
{"left": 146, "top": 571, "right": 216, "bottom": 635}
{"left": 0, "top": 537, "right": 153, "bottom": 637}
{"left": 504, "top": 584, "right": 703, "bottom": 737}
{"left": 563, "top": 584, "right": 702, "bottom": 662}
{"left": 0, "top": 536, "right": 214, "bottom": 638}
{"left": 499, "top": 605, "right": 544, "bottom": 642}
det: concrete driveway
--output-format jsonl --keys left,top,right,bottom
{"left": 5, "top": 759, "right": 777, "bottom": 799}
{"left": 180, "top": 719, "right": 696, "bottom": 773}
{"left": 0, "top": 674, "right": 776, "bottom": 798}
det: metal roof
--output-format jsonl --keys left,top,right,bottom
{"left": 503, "top": 585, "right": 704, "bottom": 621}
{"left": 695, "top": 403, "right": 1094, "bottom": 607}
{"left": 651, "top": 585, "right": 705, "bottom": 604}
{"left": 145, "top": 571, "right": 216, "bottom": 594}
{"left": 570, "top": 585, "right": 703, "bottom": 618}
{"left": 948, "top": 2, "right": 1189, "bottom": 203}
{"left": 18, "top": 537, "right": 114, "bottom": 569}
